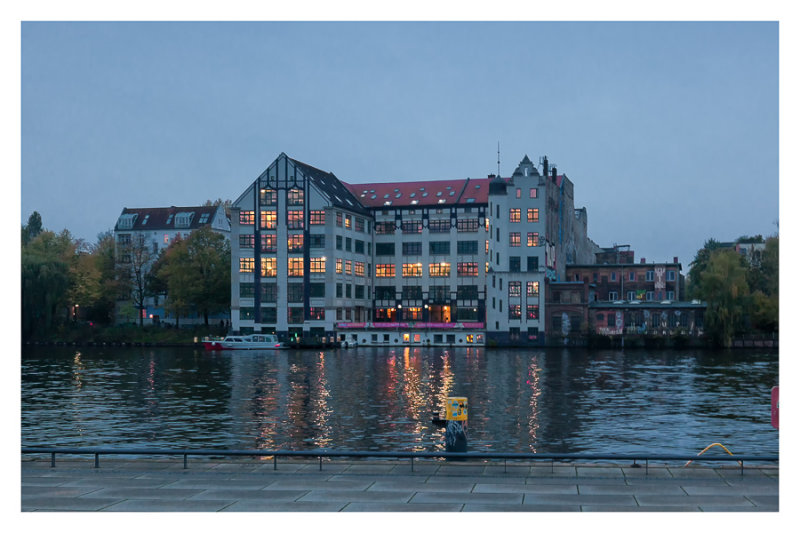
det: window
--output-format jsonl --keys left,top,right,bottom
{"left": 344, "top": 215, "right": 352, "bottom": 229}
{"left": 309, "top": 234, "right": 325, "bottom": 248}
{"left": 336, "top": 283, "right": 343, "bottom": 297}
{"left": 239, "top": 234, "right": 255, "bottom": 248}
{"left": 240, "top": 308, "right": 255, "bottom": 320}
{"left": 309, "top": 210, "right": 325, "bottom": 225}
{"left": 287, "top": 258, "right": 304, "bottom": 277}
{"left": 667, "top": 270, "right": 676, "bottom": 281}
{"left": 345, "top": 237, "right": 352, "bottom": 252}
{"left": 527, "top": 232, "right": 539, "bottom": 247}
{"left": 526, "top": 281, "right": 539, "bottom": 297}
{"left": 354, "top": 261, "right": 365, "bottom": 277}
{"left": 239, "top": 258, "right": 255, "bottom": 273}
{"left": 527, "top": 208, "right": 539, "bottom": 223}
{"left": 508, "top": 281, "right": 521, "bottom": 297}
{"left": 402, "top": 286, "right": 423, "bottom": 300}
{"left": 375, "top": 221, "right": 395, "bottom": 234}
{"left": 667, "top": 291, "right": 675, "bottom": 300}
{"left": 402, "top": 263, "right": 423, "bottom": 277}
{"left": 375, "top": 286, "right": 396, "bottom": 300}
{"left": 630, "top": 271, "right": 636, "bottom": 282}
{"left": 516, "top": 188, "right": 521, "bottom": 198}
{"left": 258, "top": 210, "right": 276, "bottom": 229}
{"left": 429, "top": 219, "right": 451, "bottom": 232}
{"left": 611, "top": 272, "right": 617, "bottom": 282}
{"left": 526, "top": 305, "right": 539, "bottom": 320}
{"left": 239, "top": 283, "right": 254, "bottom": 298}
{"left": 261, "top": 257, "right": 277, "bottom": 277}
{"left": 402, "top": 221, "right": 422, "bottom": 234}
{"left": 287, "top": 210, "right": 304, "bottom": 229}
{"left": 239, "top": 211, "right": 255, "bottom": 225}
{"left": 262, "top": 283, "right": 278, "bottom": 302}
{"left": 345, "top": 260, "right": 352, "bottom": 275}
{"left": 336, "top": 212, "right": 343, "bottom": 227}
{"left": 508, "top": 304, "right": 521, "bottom": 320}
{"left": 310, "top": 257, "right": 326, "bottom": 273}
{"left": 509, "top": 208, "right": 521, "bottom": 223}
{"left": 609, "top": 291, "right": 618, "bottom": 301}
{"left": 260, "top": 189, "right": 277, "bottom": 206}
{"left": 510, "top": 257, "right": 521, "bottom": 272}
{"left": 376, "top": 242, "right": 395, "bottom": 255}
{"left": 309, "top": 283, "right": 325, "bottom": 298}
{"left": 355, "top": 285, "right": 365, "bottom": 299}
{"left": 430, "top": 241, "right": 450, "bottom": 255}
{"left": 509, "top": 232, "right": 521, "bottom": 247}
{"left": 456, "top": 219, "right": 479, "bottom": 232}
{"left": 355, "top": 217, "right": 364, "bottom": 232}
{"left": 403, "top": 242, "right": 422, "bottom": 255}
{"left": 309, "top": 307, "right": 325, "bottom": 320}
{"left": 457, "top": 262, "right": 479, "bottom": 277}
{"left": 457, "top": 285, "right": 478, "bottom": 300}
{"left": 457, "top": 240, "right": 478, "bottom": 254}
{"left": 288, "top": 234, "right": 304, "bottom": 252}
{"left": 336, "top": 236, "right": 342, "bottom": 250}
{"left": 345, "top": 284, "right": 352, "bottom": 298}
{"left": 627, "top": 291, "right": 636, "bottom": 301}
{"left": 288, "top": 189, "right": 304, "bottom": 205}
{"left": 288, "top": 307, "right": 304, "bottom": 324}
{"left": 261, "top": 234, "right": 277, "bottom": 253}
{"left": 175, "top": 212, "right": 194, "bottom": 228}
{"left": 355, "top": 239, "right": 365, "bottom": 254}
{"left": 336, "top": 259, "right": 343, "bottom": 274}
{"left": 529, "top": 188, "right": 538, "bottom": 198}
{"left": 646, "top": 271, "right": 654, "bottom": 281}
{"left": 376, "top": 264, "right": 396, "bottom": 277}
{"left": 429, "top": 262, "right": 451, "bottom": 277}
{"left": 287, "top": 283, "right": 304, "bottom": 302}
{"left": 646, "top": 291, "right": 654, "bottom": 301}
{"left": 431, "top": 285, "right": 450, "bottom": 301}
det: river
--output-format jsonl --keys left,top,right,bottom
{"left": 21, "top": 346, "right": 778, "bottom": 456}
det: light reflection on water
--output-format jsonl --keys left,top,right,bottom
{"left": 21, "top": 346, "right": 778, "bottom": 456}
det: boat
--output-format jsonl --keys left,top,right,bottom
{"left": 202, "top": 334, "right": 285, "bottom": 351}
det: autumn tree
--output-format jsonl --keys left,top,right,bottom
{"left": 693, "top": 249, "right": 750, "bottom": 347}
{"left": 116, "top": 233, "right": 154, "bottom": 327}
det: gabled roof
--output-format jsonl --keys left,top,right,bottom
{"left": 115, "top": 205, "right": 221, "bottom": 232}
{"left": 287, "top": 156, "right": 371, "bottom": 216}
{"left": 343, "top": 177, "right": 491, "bottom": 208}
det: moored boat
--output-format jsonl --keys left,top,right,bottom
{"left": 202, "top": 334, "right": 285, "bottom": 351}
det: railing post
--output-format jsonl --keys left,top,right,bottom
{"left": 319, "top": 456, "right": 322, "bottom": 471}
{"left": 274, "top": 455, "right": 277, "bottom": 471}
{"left": 411, "top": 456, "right": 414, "bottom": 473}
{"left": 50, "top": 452, "right": 55, "bottom": 468}
{"left": 94, "top": 453, "right": 99, "bottom": 468}
{"left": 183, "top": 454, "right": 188, "bottom": 469}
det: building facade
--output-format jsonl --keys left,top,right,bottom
{"left": 229, "top": 153, "right": 600, "bottom": 345}
{"left": 114, "top": 204, "right": 231, "bottom": 324}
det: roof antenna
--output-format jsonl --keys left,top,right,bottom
{"left": 497, "top": 142, "right": 501, "bottom": 177}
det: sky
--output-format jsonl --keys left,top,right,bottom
{"left": 20, "top": 20, "right": 779, "bottom": 269}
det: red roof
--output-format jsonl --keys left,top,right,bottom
{"left": 343, "top": 178, "right": 491, "bottom": 208}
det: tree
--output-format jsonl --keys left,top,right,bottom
{"left": 748, "top": 237, "right": 778, "bottom": 333}
{"left": 117, "top": 234, "right": 154, "bottom": 327}
{"left": 694, "top": 249, "right": 750, "bottom": 347}
{"left": 21, "top": 211, "right": 43, "bottom": 246}
{"left": 687, "top": 238, "right": 722, "bottom": 299}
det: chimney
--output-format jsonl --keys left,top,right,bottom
{"left": 551, "top": 167, "right": 557, "bottom": 182}
{"left": 640, "top": 258, "right": 646, "bottom": 264}
{"left": 488, "top": 174, "right": 495, "bottom": 179}
{"left": 673, "top": 256, "right": 678, "bottom": 263}
{"left": 542, "top": 156, "right": 549, "bottom": 177}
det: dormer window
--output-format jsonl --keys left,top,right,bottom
{"left": 166, "top": 214, "right": 174, "bottom": 225}
{"left": 175, "top": 212, "right": 194, "bottom": 228}
{"left": 141, "top": 215, "right": 150, "bottom": 226}
{"left": 198, "top": 213, "right": 210, "bottom": 224}
{"left": 117, "top": 213, "right": 138, "bottom": 229}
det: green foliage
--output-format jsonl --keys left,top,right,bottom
{"left": 21, "top": 211, "right": 43, "bottom": 245}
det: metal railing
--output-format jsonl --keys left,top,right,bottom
{"left": 21, "top": 446, "right": 778, "bottom": 476}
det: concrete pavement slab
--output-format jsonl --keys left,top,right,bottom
{"left": 410, "top": 491, "right": 524, "bottom": 505}
{"left": 298, "top": 489, "right": 415, "bottom": 503}
{"left": 22, "top": 486, "right": 101, "bottom": 498}
{"left": 265, "top": 478, "right": 376, "bottom": 490}
{"left": 577, "top": 483, "right": 686, "bottom": 495}
{"left": 221, "top": 501, "right": 345, "bottom": 511}
{"left": 464, "top": 503, "right": 581, "bottom": 512}
{"left": 343, "top": 502, "right": 465, "bottom": 512}
{"left": 22, "top": 497, "right": 122, "bottom": 511}
{"left": 634, "top": 494, "right": 756, "bottom": 507}
{"left": 368, "top": 480, "right": 475, "bottom": 492}
{"left": 84, "top": 487, "right": 205, "bottom": 499}
{"left": 188, "top": 488, "right": 307, "bottom": 501}
{"left": 522, "top": 493, "right": 638, "bottom": 506}
{"left": 473, "top": 483, "right": 578, "bottom": 494}
{"left": 101, "top": 499, "right": 235, "bottom": 511}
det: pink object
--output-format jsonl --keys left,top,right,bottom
{"left": 771, "top": 386, "right": 779, "bottom": 429}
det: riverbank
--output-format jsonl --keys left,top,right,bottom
{"left": 21, "top": 457, "right": 778, "bottom": 512}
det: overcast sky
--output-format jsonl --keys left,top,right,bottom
{"left": 21, "top": 21, "right": 778, "bottom": 268}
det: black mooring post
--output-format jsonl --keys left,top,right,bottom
{"left": 274, "top": 456, "right": 277, "bottom": 470}
{"left": 94, "top": 453, "right": 99, "bottom": 468}
{"left": 411, "top": 456, "right": 414, "bottom": 472}
{"left": 50, "top": 452, "right": 56, "bottom": 468}
{"left": 183, "top": 454, "right": 188, "bottom": 469}
{"left": 319, "top": 456, "right": 322, "bottom": 471}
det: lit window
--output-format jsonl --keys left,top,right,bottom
{"left": 526, "top": 305, "right": 539, "bottom": 320}
{"left": 508, "top": 281, "right": 521, "bottom": 297}
{"left": 288, "top": 189, "right": 304, "bottom": 206}
{"left": 239, "top": 234, "right": 255, "bottom": 248}
{"left": 508, "top": 304, "right": 521, "bottom": 319}
{"left": 527, "top": 208, "right": 539, "bottom": 223}
{"left": 355, "top": 261, "right": 365, "bottom": 277}
{"left": 239, "top": 258, "right": 255, "bottom": 273}
{"left": 309, "top": 210, "right": 326, "bottom": 225}
{"left": 239, "top": 211, "right": 255, "bottom": 225}
{"left": 260, "top": 189, "right": 277, "bottom": 206}
{"left": 355, "top": 217, "right": 364, "bottom": 232}
{"left": 509, "top": 209, "right": 521, "bottom": 223}
{"left": 288, "top": 234, "right": 304, "bottom": 252}
{"left": 345, "top": 215, "right": 352, "bottom": 229}
{"left": 260, "top": 210, "right": 277, "bottom": 229}
{"left": 516, "top": 188, "right": 521, "bottom": 198}
{"left": 287, "top": 210, "right": 304, "bottom": 230}
{"left": 310, "top": 257, "right": 326, "bottom": 273}
{"left": 261, "top": 257, "right": 277, "bottom": 277}
{"left": 336, "top": 259, "right": 343, "bottom": 274}
{"left": 336, "top": 212, "right": 343, "bottom": 227}
{"left": 402, "top": 263, "right": 423, "bottom": 277}
{"left": 261, "top": 234, "right": 277, "bottom": 253}
{"left": 527, "top": 232, "right": 539, "bottom": 247}
{"left": 457, "top": 262, "right": 479, "bottom": 277}
{"left": 402, "top": 221, "right": 422, "bottom": 234}
{"left": 376, "top": 264, "right": 396, "bottom": 277}
{"left": 288, "top": 258, "right": 304, "bottom": 277}
{"left": 345, "top": 260, "right": 352, "bottom": 275}
{"left": 457, "top": 219, "right": 479, "bottom": 232}
{"left": 527, "top": 281, "right": 539, "bottom": 297}
{"left": 429, "top": 262, "right": 451, "bottom": 277}
{"left": 509, "top": 232, "right": 521, "bottom": 247}
{"left": 529, "top": 188, "right": 538, "bottom": 198}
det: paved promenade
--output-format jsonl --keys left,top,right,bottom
{"left": 21, "top": 457, "right": 778, "bottom": 512}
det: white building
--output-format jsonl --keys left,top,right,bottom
{"left": 114, "top": 204, "right": 231, "bottom": 324}
{"left": 230, "top": 153, "right": 597, "bottom": 346}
